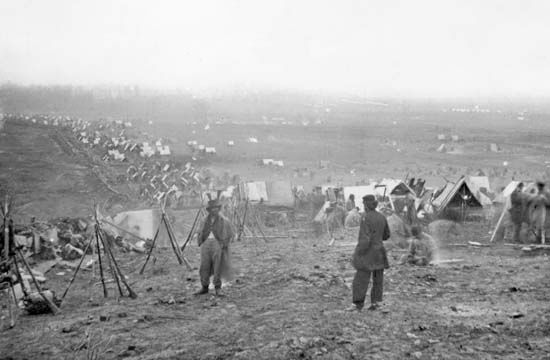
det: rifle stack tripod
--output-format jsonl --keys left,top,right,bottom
{"left": 61, "top": 205, "right": 137, "bottom": 303}
{"left": 0, "top": 195, "right": 204, "bottom": 329}
{"left": 140, "top": 196, "right": 194, "bottom": 274}
{"left": 1, "top": 195, "right": 60, "bottom": 329}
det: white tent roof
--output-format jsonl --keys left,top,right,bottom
{"left": 501, "top": 181, "right": 520, "bottom": 198}
{"left": 377, "top": 178, "right": 415, "bottom": 196}
{"left": 343, "top": 185, "right": 377, "bottom": 201}
{"left": 466, "top": 176, "right": 493, "bottom": 206}
{"left": 244, "top": 181, "right": 269, "bottom": 201}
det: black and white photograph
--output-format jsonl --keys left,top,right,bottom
{"left": 1, "top": 1, "right": 549, "bottom": 359}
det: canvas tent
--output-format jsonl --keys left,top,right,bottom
{"left": 465, "top": 176, "right": 493, "bottom": 206}
{"left": 432, "top": 176, "right": 484, "bottom": 212}
{"left": 243, "top": 181, "right": 269, "bottom": 202}
{"left": 489, "top": 143, "right": 501, "bottom": 152}
{"left": 343, "top": 185, "right": 377, "bottom": 202}
{"left": 242, "top": 180, "right": 294, "bottom": 207}
{"left": 266, "top": 180, "right": 294, "bottom": 207}
{"left": 376, "top": 179, "right": 415, "bottom": 197}
{"left": 111, "top": 209, "right": 172, "bottom": 248}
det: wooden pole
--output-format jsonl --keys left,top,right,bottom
{"left": 490, "top": 197, "right": 509, "bottom": 243}
{"left": 237, "top": 199, "right": 249, "bottom": 242}
{"left": 60, "top": 236, "right": 94, "bottom": 303}
{"left": 162, "top": 213, "right": 184, "bottom": 264}
{"left": 3, "top": 195, "right": 8, "bottom": 260}
{"left": 98, "top": 228, "right": 137, "bottom": 299}
{"left": 97, "top": 229, "right": 123, "bottom": 297}
{"left": 181, "top": 208, "right": 202, "bottom": 252}
{"left": 15, "top": 248, "right": 60, "bottom": 314}
{"left": 253, "top": 212, "right": 268, "bottom": 243}
{"left": 95, "top": 224, "right": 108, "bottom": 297}
{"left": 139, "top": 223, "right": 162, "bottom": 274}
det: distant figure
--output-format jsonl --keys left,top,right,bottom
{"left": 345, "top": 194, "right": 356, "bottom": 212}
{"left": 403, "top": 193, "right": 418, "bottom": 225}
{"left": 528, "top": 181, "right": 548, "bottom": 244}
{"left": 344, "top": 207, "right": 361, "bottom": 228}
{"left": 326, "top": 201, "right": 346, "bottom": 245}
{"left": 400, "top": 226, "right": 436, "bottom": 266}
{"left": 310, "top": 188, "right": 326, "bottom": 219}
{"left": 349, "top": 195, "right": 391, "bottom": 311}
{"left": 509, "top": 182, "right": 526, "bottom": 242}
{"left": 195, "top": 199, "right": 235, "bottom": 296}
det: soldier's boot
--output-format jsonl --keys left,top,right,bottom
{"left": 194, "top": 286, "right": 209, "bottom": 295}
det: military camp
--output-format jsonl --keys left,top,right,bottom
{"left": 1, "top": 2, "right": 550, "bottom": 359}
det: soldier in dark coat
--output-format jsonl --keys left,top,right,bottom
{"left": 195, "top": 199, "right": 235, "bottom": 296}
{"left": 528, "top": 181, "right": 548, "bottom": 243}
{"left": 350, "top": 195, "right": 390, "bottom": 311}
{"left": 509, "top": 182, "right": 525, "bottom": 242}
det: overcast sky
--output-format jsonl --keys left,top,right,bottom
{"left": 1, "top": 0, "right": 549, "bottom": 98}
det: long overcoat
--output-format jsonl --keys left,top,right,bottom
{"left": 198, "top": 213, "right": 235, "bottom": 281}
{"left": 352, "top": 209, "right": 390, "bottom": 271}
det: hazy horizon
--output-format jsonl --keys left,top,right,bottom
{"left": 2, "top": 0, "right": 549, "bottom": 99}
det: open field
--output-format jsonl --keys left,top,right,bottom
{"left": 136, "top": 110, "right": 550, "bottom": 191}
{"left": 1, "top": 105, "right": 550, "bottom": 360}
{"left": 1, "top": 234, "right": 550, "bottom": 359}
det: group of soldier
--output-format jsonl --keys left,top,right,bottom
{"left": 194, "top": 191, "right": 438, "bottom": 312}
{"left": 195, "top": 179, "right": 549, "bottom": 311}
{"left": 509, "top": 181, "right": 549, "bottom": 244}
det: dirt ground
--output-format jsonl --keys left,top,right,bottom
{"left": 1, "top": 113, "right": 550, "bottom": 359}
{"left": 1, "top": 231, "right": 549, "bottom": 360}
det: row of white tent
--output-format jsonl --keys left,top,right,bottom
{"left": 322, "top": 176, "right": 534, "bottom": 214}
{"left": 261, "top": 159, "right": 284, "bottom": 167}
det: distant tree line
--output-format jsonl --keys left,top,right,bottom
{"left": 0, "top": 84, "right": 200, "bottom": 122}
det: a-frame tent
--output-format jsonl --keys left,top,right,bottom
{"left": 432, "top": 176, "right": 483, "bottom": 213}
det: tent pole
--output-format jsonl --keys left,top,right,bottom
{"left": 60, "top": 235, "right": 94, "bottom": 303}
{"left": 15, "top": 247, "right": 60, "bottom": 314}
{"left": 490, "top": 197, "right": 509, "bottom": 242}
{"left": 139, "top": 222, "right": 162, "bottom": 274}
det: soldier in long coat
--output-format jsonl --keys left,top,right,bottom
{"left": 528, "top": 182, "right": 549, "bottom": 243}
{"left": 509, "top": 182, "right": 526, "bottom": 242}
{"left": 350, "top": 195, "right": 390, "bottom": 311}
{"left": 195, "top": 199, "right": 235, "bottom": 296}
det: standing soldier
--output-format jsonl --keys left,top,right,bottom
{"left": 509, "top": 182, "right": 525, "bottom": 242}
{"left": 195, "top": 198, "right": 235, "bottom": 296}
{"left": 349, "top": 195, "right": 391, "bottom": 311}
{"left": 345, "top": 194, "right": 356, "bottom": 212}
{"left": 529, "top": 181, "right": 548, "bottom": 244}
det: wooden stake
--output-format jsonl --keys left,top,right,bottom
{"left": 60, "top": 236, "right": 94, "bottom": 303}
{"left": 15, "top": 248, "right": 60, "bottom": 314}
{"left": 490, "top": 197, "right": 509, "bottom": 243}
{"left": 98, "top": 228, "right": 137, "bottom": 299}
{"left": 181, "top": 207, "right": 203, "bottom": 252}
{"left": 3, "top": 195, "right": 8, "bottom": 260}
{"left": 95, "top": 225, "right": 108, "bottom": 298}
{"left": 139, "top": 223, "right": 161, "bottom": 274}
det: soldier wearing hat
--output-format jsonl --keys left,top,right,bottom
{"left": 349, "top": 194, "right": 391, "bottom": 311}
{"left": 528, "top": 181, "right": 548, "bottom": 243}
{"left": 195, "top": 197, "right": 235, "bottom": 295}
{"left": 509, "top": 182, "right": 526, "bottom": 242}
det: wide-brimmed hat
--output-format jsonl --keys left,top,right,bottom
{"left": 206, "top": 199, "right": 222, "bottom": 211}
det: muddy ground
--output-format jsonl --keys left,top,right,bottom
{"left": 1, "top": 115, "right": 550, "bottom": 359}
{"left": 1, "top": 232, "right": 549, "bottom": 360}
